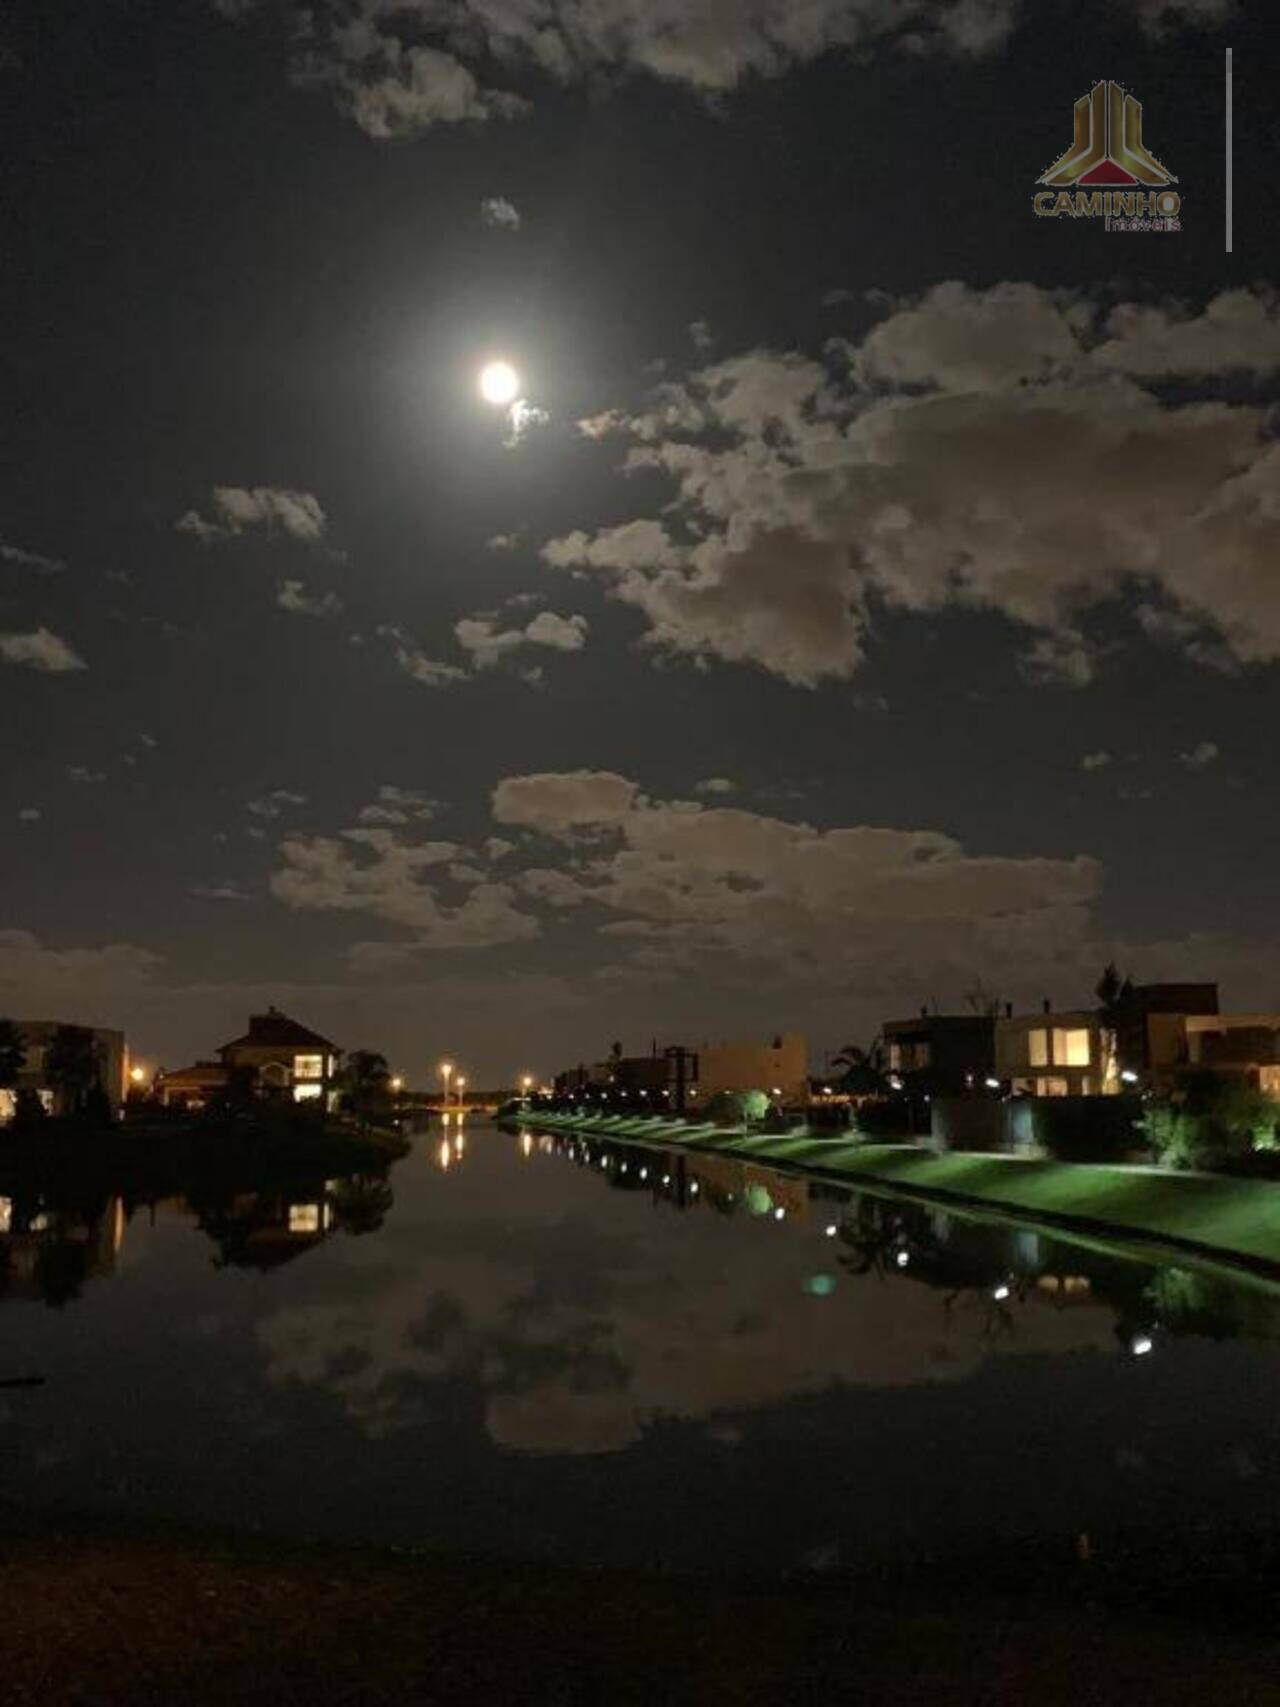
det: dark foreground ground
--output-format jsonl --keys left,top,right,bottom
{"left": 5, "top": 1520, "right": 1280, "bottom": 1706}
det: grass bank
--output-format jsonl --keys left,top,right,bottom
{"left": 512, "top": 1112, "right": 1280, "bottom": 1278}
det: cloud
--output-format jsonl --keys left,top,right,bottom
{"left": 0, "top": 628, "right": 85, "bottom": 673}
{"left": 355, "top": 785, "right": 439, "bottom": 826}
{"left": 0, "top": 929, "right": 161, "bottom": 1010}
{"left": 505, "top": 398, "right": 550, "bottom": 445}
{"left": 248, "top": 788, "right": 307, "bottom": 819}
{"left": 492, "top": 770, "right": 643, "bottom": 836}
{"left": 66, "top": 765, "right": 106, "bottom": 784}
{"left": 490, "top": 768, "right": 1102, "bottom": 991}
{"left": 1179, "top": 740, "right": 1220, "bottom": 770}
{"left": 688, "top": 319, "right": 714, "bottom": 354}
{"left": 272, "top": 830, "right": 540, "bottom": 950}
{"left": 480, "top": 195, "right": 521, "bottom": 230}
{"left": 455, "top": 609, "right": 587, "bottom": 670}
{"left": 277, "top": 578, "right": 344, "bottom": 618}
{"left": 377, "top": 625, "right": 468, "bottom": 688}
{"left": 219, "top": 2, "right": 1232, "bottom": 138}
{"left": 0, "top": 540, "right": 64, "bottom": 573}
{"left": 191, "top": 882, "right": 252, "bottom": 901}
{"left": 486, "top": 532, "right": 520, "bottom": 551}
{"left": 695, "top": 777, "right": 737, "bottom": 796}
{"left": 1079, "top": 751, "right": 1113, "bottom": 772}
{"left": 542, "top": 284, "right": 1280, "bottom": 687}
{"left": 17, "top": 808, "right": 40, "bottom": 823}
{"left": 176, "top": 486, "right": 326, "bottom": 544}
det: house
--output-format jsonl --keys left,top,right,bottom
{"left": 155, "top": 1061, "right": 231, "bottom": 1112}
{"left": 995, "top": 1005, "right": 1109, "bottom": 1097}
{"left": 878, "top": 1013, "right": 996, "bottom": 1092}
{"left": 0, "top": 1021, "right": 128, "bottom": 1124}
{"left": 156, "top": 1008, "right": 343, "bottom": 1112}
{"left": 1184, "top": 1014, "right": 1280, "bottom": 1095}
{"left": 686, "top": 1033, "right": 809, "bottom": 1109}
{"left": 993, "top": 982, "right": 1242, "bottom": 1097}
{"left": 555, "top": 1042, "right": 698, "bottom": 1111}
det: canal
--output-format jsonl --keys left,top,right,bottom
{"left": 3, "top": 1118, "right": 1280, "bottom": 1578}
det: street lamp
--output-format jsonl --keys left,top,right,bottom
{"left": 129, "top": 1066, "right": 146, "bottom": 1086}
{"left": 439, "top": 1061, "right": 452, "bottom": 1110}
{"left": 521, "top": 1074, "right": 533, "bottom": 1099}
{"left": 456, "top": 1074, "right": 467, "bottom": 1110}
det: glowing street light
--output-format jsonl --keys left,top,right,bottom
{"left": 129, "top": 1065, "right": 146, "bottom": 1085}
{"left": 439, "top": 1060, "right": 453, "bottom": 1109}
{"left": 456, "top": 1074, "right": 467, "bottom": 1109}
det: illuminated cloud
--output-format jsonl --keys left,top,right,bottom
{"left": 218, "top": 2, "right": 1233, "bottom": 137}
{"left": 455, "top": 609, "right": 587, "bottom": 670}
{"left": 543, "top": 284, "right": 1280, "bottom": 687}
{"left": 377, "top": 625, "right": 468, "bottom": 688}
{"left": 0, "top": 628, "right": 85, "bottom": 672}
{"left": 480, "top": 195, "right": 521, "bottom": 230}
{"left": 277, "top": 578, "right": 344, "bottom": 618}
{"left": 1179, "top": 740, "right": 1220, "bottom": 770}
{"left": 176, "top": 485, "right": 327, "bottom": 544}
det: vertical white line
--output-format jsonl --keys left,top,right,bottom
{"left": 1225, "top": 47, "right": 1233, "bottom": 253}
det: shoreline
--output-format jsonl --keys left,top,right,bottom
{"left": 507, "top": 1112, "right": 1280, "bottom": 1287}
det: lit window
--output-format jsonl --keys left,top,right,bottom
{"left": 0, "top": 1090, "right": 15, "bottom": 1125}
{"left": 1036, "top": 1077, "right": 1070, "bottom": 1098}
{"left": 1053, "top": 1029, "right": 1091, "bottom": 1067}
{"left": 293, "top": 1083, "right": 323, "bottom": 1103}
{"left": 294, "top": 1054, "right": 324, "bottom": 1080}
{"left": 0, "top": 1195, "right": 10, "bottom": 1233}
{"left": 888, "top": 1044, "right": 902, "bottom": 1071}
{"left": 288, "top": 1204, "right": 321, "bottom": 1234}
{"left": 1028, "top": 1030, "right": 1049, "bottom": 1067}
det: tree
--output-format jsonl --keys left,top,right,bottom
{"left": 0, "top": 1019, "right": 26, "bottom": 1091}
{"left": 832, "top": 1043, "right": 886, "bottom": 1097}
{"left": 44, "top": 1025, "right": 102, "bottom": 1119}
{"left": 338, "top": 1050, "right": 393, "bottom": 1131}
{"left": 1096, "top": 962, "right": 1139, "bottom": 1083}
{"left": 705, "top": 1088, "right": 770, "bottom": 1130}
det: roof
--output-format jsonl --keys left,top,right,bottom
{"left": 158, "top": 1062, "right": 229, "bottom": 1087}
{"left": 218, "top": 1007, "right": 339, "bottom": 1053}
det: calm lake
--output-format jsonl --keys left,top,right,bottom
{"left": 4, "top": 1119, "right": 1280, "bottom": 1578}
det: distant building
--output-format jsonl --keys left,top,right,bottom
{"left": 687, "top": 1033, "right": 808, "bottom": 1109}
{"left": 1185, "top": 1014, "right": 1280, "bottom": 1095}
{"left": 157, "top": 1008, "right": 343, "bottom": 1112}
{"left": 555, "top": 1042, "right": 697, "bottom": 1111}
{"left": 993, "top": 982, "right": 1259, "bottom": 1098}
{"left": 0, "top": 1021, "right": 128, "bottom": 1123}
{"left": 155, "top": 1061, "right": 231, "bottom": 1112}
{"left": 878, "top": 1013, "right": 996, "bottom": 1092}
{"left": 995, "top": 1006, "right": 1109, "bottom": 1097}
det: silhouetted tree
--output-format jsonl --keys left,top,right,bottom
{"left": 44, "top": 1025, "right": 102, "bottom": 1119}
{"left": 329, "top": 1173, "right": 394, "bottom": 1235}
{"left": 12, "top": 1087, "right": 47, "bottom": 1130}
{"left": 0, "top": 1019, "right": 26, "bottom": 1091}
{"left": 832, "top": 1043, "right": 886, "bottom": 1097}
{"left": 1096, "top": 962, "right": 1140, "bottom": 1080}
{"left": 337, "top": 1050, "right": 392, "bottom": 1132}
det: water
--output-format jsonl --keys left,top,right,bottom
{"left": 4, "top": 1119, "right": 1280, "bottom": 1578}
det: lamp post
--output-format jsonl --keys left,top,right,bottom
{"left": 456, "top": 1074, "right": 466, "bottom": 1111}
{"left": 439, "top": 1061, "right": 452, "bottom": 1112}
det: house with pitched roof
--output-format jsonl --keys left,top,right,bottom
{"left": 157, "top": 1008, "right": 343, "bottom": 1111}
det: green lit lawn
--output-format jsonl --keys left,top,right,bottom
{"left": 519, "top": 1113, "right": 1280, "bottom": 1271}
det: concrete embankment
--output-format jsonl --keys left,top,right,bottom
{"left": 511, "top": 1112, "right": 1280, "bottom": 1282}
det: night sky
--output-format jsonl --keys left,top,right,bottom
{"left": 2, "top": 0, "right": 1277, "bottom": 1084}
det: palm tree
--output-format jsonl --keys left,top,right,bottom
{"left": 337, "top": 1049, "right": 392, "bottom": 1132}
{"left": 0, "top": 1020, "right": 26, "bottom": 1091}
{"left": 832, "top": 1042, "right": 885, "bottom": 1097}
{"left": 44, "top": 1024, "right": 102, "bottom": 1119}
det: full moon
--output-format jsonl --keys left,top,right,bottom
{"left": 479, "top": 360, "right": 520, "bottom": 405}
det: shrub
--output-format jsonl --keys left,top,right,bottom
{"left": 1143, "top": 1072, "right": 1279, "bottom": 1172}
{"left": 705, "top": 1088, "right": 770, "bottom": 1130}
